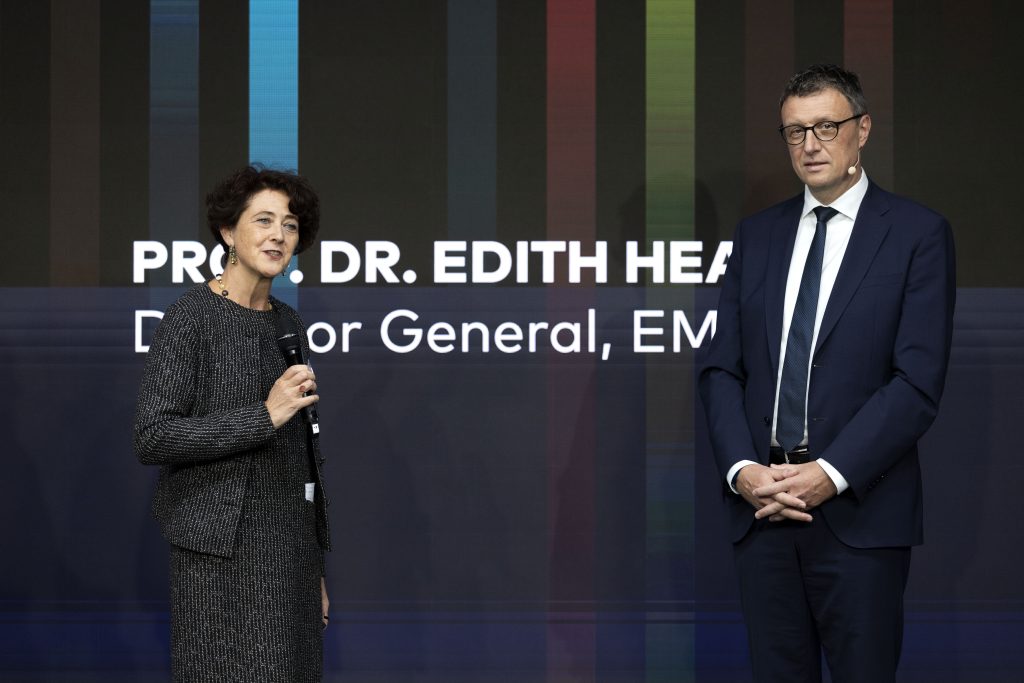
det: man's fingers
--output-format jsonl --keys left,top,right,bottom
{"left": 754, "top": 501, "right": 786, "bottom": 519}
{"left": 770, "top": 507, "right": 813, "bottom": 523}
{"left": 752, "top": 480, "right": 790, "bottom": 497}
{"left": 770, "top": 464, "right": 801, "bottom": 478}
{"left": 757, "top": 497, "right": 811, "bottom": 524}
{"left": 770, "top": 491, "right": 806, "bottom": 508}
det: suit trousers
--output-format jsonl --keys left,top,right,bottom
{"left": 733, "top": 514, "right": 911, "bottom": 683}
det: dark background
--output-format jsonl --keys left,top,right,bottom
{"left": 0, "top": 1, "right": 1020, "bottom": 681}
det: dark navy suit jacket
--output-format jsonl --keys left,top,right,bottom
{"left": 698, "top": 182, "right": 956, "bottom": 548}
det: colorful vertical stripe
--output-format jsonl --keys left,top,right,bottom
{"left": 646, "top": 0, "right": 694, "bottom": 246}
{"left": 149, "top": 0, "right": 200, "bottom": 285}
{"left": 845, "top": 0, "right": 894, "bottom": 189}
{"left": 447, "top": 0, "right": 497, "bottom": 240}
{"left": 250, "top": 0, "right": 299, "bottom": 306}
{"left": 646, "top": 0, "right": 696, "bottom": 680}
{"left": 249, "top": 0, "right": 298, "bottom": 169}
{"left": 743, "top": 0, "right": 794, "bottom": 213}
{"left": 546, "top": 0, "right": 597, "bottom": 252}
{"left": 546, "top": 0, "right": 597, "bottom": 681}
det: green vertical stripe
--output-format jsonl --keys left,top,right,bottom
{"left": 646, "top": 0, "right": 695, "bottom": 245}
{"left": 646, "top": 1, "right": 696, "bottom": 681}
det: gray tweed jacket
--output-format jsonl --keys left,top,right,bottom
{"left": 134, "top": 284, "right": 330, "bottom": 559}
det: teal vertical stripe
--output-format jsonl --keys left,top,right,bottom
{"left": 447, "top": 0, "right": 497, "bottom": 239}
{"left": 250, "top": 0, "right": 299, "bottom": 306}
{"left": 249, "top": 0, "right": 298, "bottom": 168}
{"left": 149, "top": 0, "right": 199, "bottom": 286}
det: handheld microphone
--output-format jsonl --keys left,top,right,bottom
{"left": 275, "top": 315, "right": 320, "bottom": 434}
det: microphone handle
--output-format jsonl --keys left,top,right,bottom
{"left": 282, "top": 349, "right": 320, "bottom": 430}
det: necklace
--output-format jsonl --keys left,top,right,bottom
{"left": 215, "top": 271, "right": 230, "bottom": 297}
{"left": 215, "top": 272, "right": 273, "bottom": 311}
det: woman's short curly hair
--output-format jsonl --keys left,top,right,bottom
{"left": 206, "top": 165, "right": 320, "bottom": 254}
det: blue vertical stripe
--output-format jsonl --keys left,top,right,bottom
{"left": 447, "top": 0, "right": 497, "bottom": 240}
{"left": 150, "top": 0, "right": 199, "bottom": 287}
{"left": 250, "top": 0, "right": 299, "bottom": 307}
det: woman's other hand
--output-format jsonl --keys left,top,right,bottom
{"left": 321, "top": 577, "right": 330, "bottom": 629}
{"left": 265, "top": 364, "right": 319, "bottom": 429}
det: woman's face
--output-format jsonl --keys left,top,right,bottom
{"left": 220, "top": 189, "right": 300, "bottom": 281}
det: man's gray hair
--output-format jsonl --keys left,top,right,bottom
{"left": 780, "top": 64, "right": 869, "bottom": 115}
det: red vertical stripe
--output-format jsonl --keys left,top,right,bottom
{"left": 546, "top": 0, "right": 596, "bottom": 680}
{"left": 547, "top": 0, "right": 596, "bottom": 253}
{"left": 743, "top": 0, "right": 795, "bottom": 212}
{"left": 845, "top": 0, "right": 894, "bottom": 188}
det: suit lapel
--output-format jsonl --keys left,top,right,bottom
{"left": 814, "top": 183, "right": 892, "bottom": 354}
{"left": 765, "top": 196, "right": 804, "bottom": 377}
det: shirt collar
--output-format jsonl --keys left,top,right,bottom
{"left": 802, "top": 170, "right": 870, "bottom": 222}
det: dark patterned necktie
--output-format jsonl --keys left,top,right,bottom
{"left": 776, "top": 206, "right": 838, "bottom": 452}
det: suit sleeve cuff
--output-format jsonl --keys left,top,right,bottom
{"left": 815, "top": 458, "right": 849, "bottom": 494}
{"left": 726, "top": 460, "right": 758, "bottom": 494}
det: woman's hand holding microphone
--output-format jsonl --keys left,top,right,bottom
{"left": 265, "top": 365, "right": 319, "bottom": 429}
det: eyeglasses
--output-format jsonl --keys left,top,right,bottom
{"left": 778, "top": 113, "right": 866, "bottom": 145}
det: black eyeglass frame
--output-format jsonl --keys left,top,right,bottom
{"left": 778, "top": 113, "right": 867, "bottom": 145}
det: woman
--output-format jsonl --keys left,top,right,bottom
{"left": 135, "top": 166, "right": 330, "bottom": 682}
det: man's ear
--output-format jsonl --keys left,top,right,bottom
{"left": 857, "top": 113, "right": 872, "bottom": 147}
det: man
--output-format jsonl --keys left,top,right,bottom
{"left": 698, "top": 64, "right": 955, "bottom": 682}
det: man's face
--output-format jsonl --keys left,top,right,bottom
{"left": 780, "top": 88, "right": 871, "bottom": 204}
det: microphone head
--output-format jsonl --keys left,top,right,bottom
{"left": 275, "top": 314, "right": 302, "bottom": 359}
{"left": 847, "top": 165, "right": 857, "bottom": 175}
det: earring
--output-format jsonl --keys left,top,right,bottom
{"left": 228, "top": 246, "right": 237, "bottom": 265}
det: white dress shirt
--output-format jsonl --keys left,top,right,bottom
{"left": 727, "top": 171, "right": 870, "bottom": 494}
